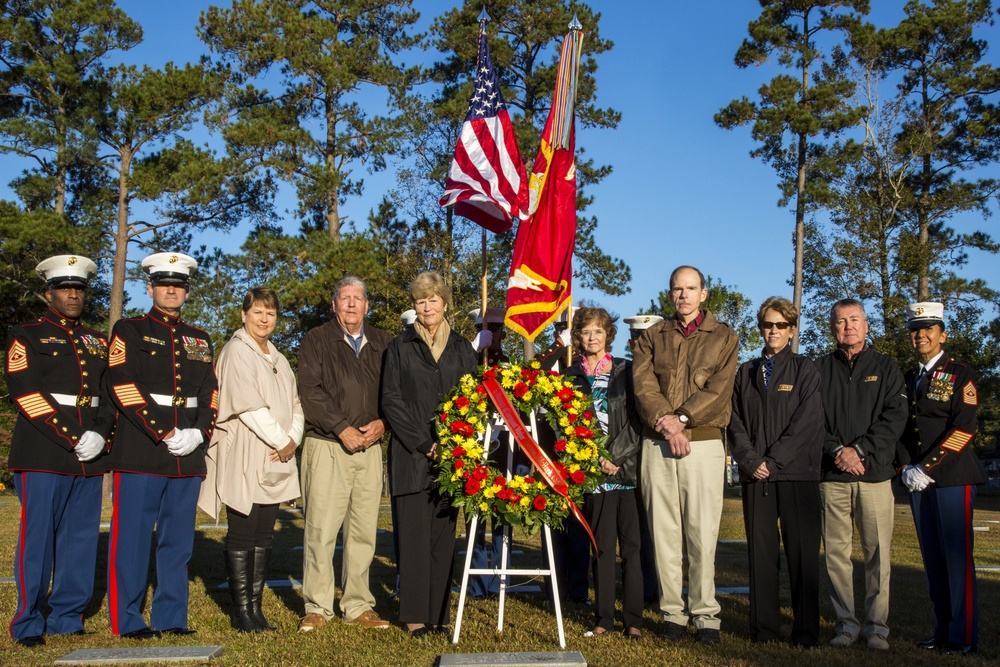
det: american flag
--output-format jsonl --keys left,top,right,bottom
{"left": 439, "top": 27, "right": 528, "bottom": 234}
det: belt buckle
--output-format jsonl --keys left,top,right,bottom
{"left": 172, "top": 395, "right": 186, "bottom": 408}
{"left": 76, "top": 395, "right": 92, "bottom": 408}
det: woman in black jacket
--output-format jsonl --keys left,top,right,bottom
{"left": 564, "top": 305, "right": 643, "bottom": 639}
{"left": 381, "top": 271, "right": 478, "bottom": 637}
{"left": 728, "top": 296, "right": 824, "bottom": 646}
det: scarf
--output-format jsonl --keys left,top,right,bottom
{"left": 414, "top": 318, "right": 451, "bottom": 362}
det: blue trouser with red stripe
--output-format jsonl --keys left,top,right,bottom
{"left": 911, "top": 484, "right": 979, "bottom": 647}
{"left": 107, "top": 472, "right": 200, "bottom": 635}
{"left": 9, "top": 472, "right": 102, "bottom": 639}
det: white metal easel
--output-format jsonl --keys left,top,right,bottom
{"left": 451, "top": 412, "right": 566, "bottom": 647}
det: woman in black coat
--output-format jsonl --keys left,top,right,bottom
{"left": 728, "top": 296, "right": 824, "bottom": 646}
{"left": 381, "top": 271, "right": 477, "bottom": 637}
{"left": 564, "top": 305, "right": 643, "bottom": 639}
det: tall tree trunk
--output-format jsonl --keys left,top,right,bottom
{"left": 917, "top": 153, "right": 931, "bottom": 301}
{"left": 108, "top": 148, "right": 132, "bottom": 332}
{"left": 793, "top": 131, "right": 807, "bottom": 353}
{"left": 325, "top": 93, "right": 341, "bottom": 241}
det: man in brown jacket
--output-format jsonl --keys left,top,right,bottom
{"left": 632, "top": 266, "right": 739, "bottom": 645}
{"left": 297, "top": 276, "right": 392, "bottom": 631}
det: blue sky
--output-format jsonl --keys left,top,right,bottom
{"left": 4, "top": 1, "right": 999, "bottom": 354}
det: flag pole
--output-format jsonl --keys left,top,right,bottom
{"left": 563, "top": 15, "right": 582, "bottom": 369}
{"left": 477, "top": 7, "right": 490, "bottom": 367}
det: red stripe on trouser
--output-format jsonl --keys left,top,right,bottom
{"left": 964, "top": 485, "right": 974, "bottom": 646}
{"left": 108, "top": 472, "right": 120, "bottom": 635}
{"left": 8, "top": 472, "right": 28, "bottom": 637}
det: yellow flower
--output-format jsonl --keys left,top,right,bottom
{"left": 565, "top": 442, "right": 578, "bottom": 454}
{"left": 558, "top": 416, "right": 570, "bottom": 428}
{"left": 483, "top": 486, "right": 497, "bottom": 499}
{"left": 569, "top": 463, "right": 581, "bottom": 473}
{"left": 549, "top": 397, "right": 562, "bottom": 409}
{"left": 529, "top": 360, "right": 541, "bottom": 370}
{"left": 468, "top": 415, "right": 478, "bottom": 424}
{"left": 443, "top": 401, "right": 454, "bottom": 411}
{"left": 501, "top": 376, "right": 514, "bottom": 388}
{"left": 480, "top": 502, "right": 489, "bottom": 513}
{"left": 523, "top": 391, "right": 533, "bottom": 401}
{"left": 520, "top": 496, "right": 531, "bottom": 508}
{"left": 459, "top": 406, "right": 470, "bottom": 415}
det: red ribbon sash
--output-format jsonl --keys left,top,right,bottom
{"left": 481, "top": 376, "right": 597, "bottom": 551}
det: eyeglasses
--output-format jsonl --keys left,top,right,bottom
{"left": 761, "top": 321, "right": 792, "bottom": 330}
{"left": 580, "top": 329, "right": 605, "bottom": 337}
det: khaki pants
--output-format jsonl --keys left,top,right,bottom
{"left": 640, "top": 437, "right": 725, "bottom": 630}
{"left": 301, "top": 436, "right": 383, "bottom": 622}
{"left": 820, "top": 479, "right": 894, "bottom": 639}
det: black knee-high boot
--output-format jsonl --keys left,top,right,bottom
{"left": 251, "top": 546, "right": 276, "bottom": 631}
{"left": 225, "top": 550, "right": 261, "bottom": 633}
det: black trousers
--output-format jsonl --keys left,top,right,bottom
{"left": 225, "top": 503, "right": 280, "bottom": 551}
{"left": 395, "top": 489, "right": 457, "bottom": 626}
{"left": 587, "top": 489, "right": 643, "bottom": 631}
{"left": 742, "top": 480, "right": 820, "bottom": 645}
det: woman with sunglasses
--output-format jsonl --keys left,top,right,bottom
{"left": 728, "top": 297, "right": 824, "bottom": 646}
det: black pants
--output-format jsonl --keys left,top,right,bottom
{"left": 225, "top": 503, "right": 280, "bottom": 551}
{"left": 395, "top": 490, "right": 457, "bottom": 626}
{"left": 742, "top": 480, "right": 820, "bottom": 645}
{"left": 587, "top": 489, "right": 643, "bottom": 631}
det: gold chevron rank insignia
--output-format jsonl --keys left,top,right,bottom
{"left": 113, "top": 383, "right": 144, "bottom": 407}
{"left": 941, "top": 430, "right": 973, "bottom": 452}
{"left": 7, "top": 340, "right": 27, "bottom": 373}
{"left": 963, "top": 382, "right": 977, "bottom": 406}
{"left": 210, "top": 389, "right": 219, "bottom": 411}
{"left": 108, "top": 336, "right": 126, "bottom": 367}
{"left": 16, "top": 392, "right": 54, "bottom": 418}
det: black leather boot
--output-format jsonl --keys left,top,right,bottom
{"left": 251, "top": 546, "right": 276, "bottom": 631}
{"left": 224, "top": 550, "right": 261, "bottom": 633}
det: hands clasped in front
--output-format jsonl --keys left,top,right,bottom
{"left": 163, "top": 428, "right": 204, "bottom": 457}
{"left": 655, "top": 413, "right": 691, "bottom": 458}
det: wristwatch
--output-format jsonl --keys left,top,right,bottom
{"left": 677, "top": 414, "right": 689, "bottom": 425}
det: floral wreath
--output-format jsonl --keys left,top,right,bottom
{"left": 435, "top": 362, "right": 607, "bottom": 533}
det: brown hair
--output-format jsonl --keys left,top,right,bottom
{"left": 756, "top": 296, "right": 798, "bottom": 328}
{"left": 242, "top": 286, "right": 280, "bottom": 313}
{"left": 571, "top": 305, "right": 618, "bottom": 352}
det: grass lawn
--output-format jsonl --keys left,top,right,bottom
{"left": 0, "top": 484, "right": 997, "bottom": 666}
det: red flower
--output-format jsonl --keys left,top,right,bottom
{"left": 465, "top": 480, "right": 481, "bottom": 495}
{"left": 450, "top": 421, "right": 473, "bottom": 437}
{"left": 476, "top": 384, "right": 486, "bottom": 394}
{"left": 439, "top": 413, "right": 448, "bottom": 423}
{"left": 567, "top": 412, "right": 578, "bottom": 424}
{"left": 556, "top": 387, "right": 575, "bottom": 401}
{"left": 483, "top": 368, "right": 497, "bottom": 382}
{"left": 524, "top": 477, "right": 535, "bottom": 484}
{"left": 452, "top": 446, "right": 466, "bottom": 457}
{"left": 554, "top": 463, "right": 569, "bottom": 479}
{"left": 473, "top": 465, "right": 489, "bottom": 481}
{"left": 455, "top": 396, "right": 470, "bottom": 409}
{"left": 533, "top": 495, "right": 547, "bottom": 511}
{"left": 575, "top": 426, "right": 594, "bottom": 439}
{"left": 513, "top": 382, "right": 529, "bottom": 398}
{"left": 583, "top": 410, "right": 593, "bottom": 422}
{"left": 571, "top": 470, "right": 586, "bottom": 485}
{"left": 554, "top": 439, "right": 567, "bottom": 453}
{"left": 454, "top": 459, "right": 465, "bottom": 470}
{"left": 494, "top": 475, "right": 507, "bottom": 488}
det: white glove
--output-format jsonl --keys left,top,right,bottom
{"left": 75, "top": 430, "right": 106, "bottom": 462}
{"left": 902, "top": 464, "right": 935, "bottom": 492}
{"left": 557, "top": 328, "right": 572, "bottom": 347}
{"left": 167, "top": 428, "right": 203, "bottom": 457}
{"left": 472, "top": 329, "right": 493, "bottom": 352}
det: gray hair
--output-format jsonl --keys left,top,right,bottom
{"left": 829, "top": 298, "right": 866, "bottom": 327}
{"left": 334, "top": 275, "right": 367, "bottom": 301}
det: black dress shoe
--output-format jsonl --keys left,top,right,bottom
{"left": 408, "top": 626, "right": 430, "bottom": 638}
{"left": 70, "top": 629, "right": 95, "bottom": 636}
{"left": 122, "top": 627, "right": 161, "bottom": 640}
{"left": 942, "top": 643, "right": 977, "bottom": 656}
{"left": 916, "top": 637, "right": 944, "bottom": 650}
{"left": 161, "top": 627, "right": 197, "bottom": 636}
{"left": 659, "top": 622, "right": 688, "bottom": 642}
{"left": 697, "top": 628, "right": 722, "bottom": 645}
{"left": 14, "top": 635, "right": 45, "bottom": 648}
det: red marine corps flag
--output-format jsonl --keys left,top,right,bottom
{"left": 505, "top": 23, "right": 584, "bottom": 340}
{"left": 439, "top": 20, "right": 528, "bottom": 233}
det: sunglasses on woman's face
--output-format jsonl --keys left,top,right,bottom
{"left": 761, "top": 321, "right": 792, "bottom": 330}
